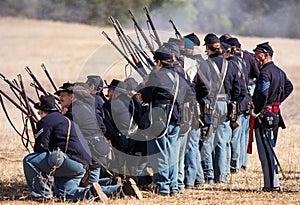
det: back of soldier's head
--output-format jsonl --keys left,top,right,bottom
{"left": 86, "top": 75, "right": 104, "bottom": 91}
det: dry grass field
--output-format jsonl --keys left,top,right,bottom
{"left": 0, "top": 17, "right": 300, "bottom": 204}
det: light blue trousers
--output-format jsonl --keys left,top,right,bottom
{"left": 147, "top": 125, "right": 180, "bottom": 194}
{"left": 23, "top": 152, "right": 88, "bottom": 201}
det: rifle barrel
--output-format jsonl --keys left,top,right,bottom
{"left": 102, "top": 31, "right": 148, "bottom": 80}
{"left": 127, "top": 35, "right": 154, "bottom": 69}
{"left": 0, "top": 90, "right": 38, "bottom": 123}
{"left": 115, "top": 19, "right": 148, "bottom": 76}
{"left": 129, "top": 10, "right": 155, "bottom": 55}
{"left": 169, "top": 19, "right": 182, "bottom": 39}
{"left": 30, "top": 82, "right": 60, "bottom": 101}
{"left": 18, "top": 74, "right": 38, "bottom": 128}
{"left": 0, "top": 73, "right": 36, "bottom": 105}
{"left": 25, "top": 66, "right": 48, "bottom": 96}
{"left": 41, "top": 64, "right": 58, "bottom": 92}
{"left": 144, "top": 7, "right": 162, "bottom": 47}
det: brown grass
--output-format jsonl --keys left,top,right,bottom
{"left": 0, "top": 17, "right": 300, "bottom": 204}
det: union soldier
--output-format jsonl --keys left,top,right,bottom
{"left": 55, "top": 82, "right": 74, "bottom": 119}
{"left": 200, "top": 33, "right": 244, "bottom": 184}
{"left": 250, "top": 42, "right": 293, "bottom": 191}
{"left": 224, "top": 36, "right": 260, "bottom": 170}
{"left": 86, "top": 75, "right": 120, "bottom": 148}
{"left": 86, "top": 76, "right": 143, "bottom": 199}
{"left": 55, "top": 83, "right": 110, "bottom": 192}
{"left": 103, "top": 79, "right": 139, "bottom": 175}
{"left": 223, "top": 37, "right": 250, "bottom": 173}
{"left": 137, "top": 46, "right": 195, "bottom": 196}
{"left": 162, "top": 40, "right": 199, "bottom": 192}
{"left": 175, "top": 33, "right": 211, "bottom": 189}
{"left": 23, "top": 95, "right": 108, "bottom": 202}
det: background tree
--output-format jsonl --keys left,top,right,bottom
{"left": 0, "top": 0, "right": 298, "bottom": 38}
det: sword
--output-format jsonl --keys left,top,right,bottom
{"left": 258, "top": 116, "right": 286, "bottom": 179}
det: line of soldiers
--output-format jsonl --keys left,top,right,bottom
{"left": 22, "top": 32, "right": 293, "bottom": 201}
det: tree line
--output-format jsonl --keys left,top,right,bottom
{"left": 0, "top": 0, "right": 299, "bottom": 38}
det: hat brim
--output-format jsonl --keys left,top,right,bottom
{"left": 103, "top": 85, "right": 128, "bottom": 93}
{"left": 253, "top": 47, "right": 267, "bottom": 53}
{"left": 34, "top": 103, "right": 58, "bottom": 111}
{"left": 54, "top": 89, "right": 73, "bottom": 96}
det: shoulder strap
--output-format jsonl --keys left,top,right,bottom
{"left": 157, "top": 70, "right": 179, "bottom": 139}
{"left": 65, "top": 117, "right": 72, "bottom": 153}
{"left": 127, "top": 99, "right": 138, "bottom": 135}
{"left": 209, "top": 58, "right": 228, "bottom": 112}
{"left": 231, "top": 57, "right": 248, "bottom": 88}
{"left": 207, "top": 58, "right": 221, "bottom": 80}
{"left": 208, "top": 58, "right": 228, "bottom": 97}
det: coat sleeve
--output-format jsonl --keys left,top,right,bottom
{"left": 228, "top": 62, "right": 243, "bottom": 101}
{"left": 33, "top": 120, "right": 51, "bottom": 152}
{"left": 281, "top": 72, "right": 293, "bottom": 102}
{"left": 253, "top": 71, "right": 269, "bottom": 113}
{"left": 192, "top": 68, "right": 210, "bottom": 103}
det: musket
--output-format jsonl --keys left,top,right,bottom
{"left": 129, "top": 10, "right": 155, "bottom": 55}
{"left": 41, "top": 64, "right": 58, "bottom": 92}
{"left": 0, "top": 90, "right": 37, "bottom": 123}
{"left": 0, "top": 73, "right": 36, "bottom": 105}
{"left": 102, "top": 31, "right": 148, "bottom": 80}
{"left": 30, "top": 82, "right": 60, "bottom": 101}
{"left": 0, "top": 90, "right": 34, "bottom": 152}
{"left": 127, "top": 35, "right": 155, "bottom": 70}
{"left": 111, "top": 17, "right": 148, "bottom": 76}
{"left": 110, "top": 16, "right": 128, "bottom": 55}
{"left": 144, "top": 7, "right": 162, "bottom": 47}
{"left": 25, "top": 66, "right": 48, "bottom": 96}
{"left": 169, "top": 19, "right": 182, "bottom": 39}
{"left": 18, "top": 74, "right": 38, "bottom": 132}
{"left": 25, "top": 66, "right": 47, "bottom": 95}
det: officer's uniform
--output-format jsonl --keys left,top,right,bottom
{"left": 23, "top": 96, "right": 93, "bottom": 201}
{"left": 252, "top": 42, "right": 293, "bottom": 191}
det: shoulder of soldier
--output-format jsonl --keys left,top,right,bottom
{"left": 39, "top": 112, "right": 64, "bottom": 126}
{"left": 226, "top": 60, "right": 242, "bottom": 78}
{"left": 258, "top": 63, "right": 273, "bottom": 80}
{"left": 148, "top": 68, "right": 160, "bottom": 77}
{"left": 193, "top": 54, "right": 204, "bottom": 61}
